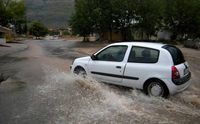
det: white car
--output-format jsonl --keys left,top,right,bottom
{"left": 71, "top": 42, "right": 191, "bottom": 97}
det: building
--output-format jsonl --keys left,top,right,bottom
{"left": 0, "top": 25, "right": 11, "bottom": 44}
{"left": 103, "top": 31, "right": 123, "bottom": 41}
{"left": 96, "top": 29, "right": 176, "bottom": 41}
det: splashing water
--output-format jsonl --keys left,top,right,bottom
{"left": 32, "top": 65, "right": 200, "bottom": 124}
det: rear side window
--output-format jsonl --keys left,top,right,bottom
{"left": 128, "top": 46, "right": 159, "bottom": 63}
{"left": 163, "top": 46, "right": 185, "bottom": 65}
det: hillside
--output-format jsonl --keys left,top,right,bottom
{"left": 25, "top": 0, "right": 74, "bottom": 29}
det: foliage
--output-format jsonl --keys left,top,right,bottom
{"left": 62, "top": 30, "right": 70, "bottom": 35}
{"left": 0, "top": 0, "right": 27, "bottom": 27}
{"left": 23, "top": 23, "right": 28, "bottom": 34}
{"left": 69, "top": 0, "right": 200, "bottom": 41}
{"left": 28, "top": 21, "right": 48, "bottom": 38}
{"left": 113, "top": 0, "right": 136, "bottom": 41}
{"left": 69, "top": 0, "right": 94, "bottom": 42}
{"left": 134, "top": 0, "right": 164, "bottom": 40}
{"left": 48, "top": 30, "right": 59, "bottom": 36}
{"left": 85, "top": 37, "right": 90, "bottom": 42}
{"left": 163, "top": 0, "right": 200, "bottom": 40}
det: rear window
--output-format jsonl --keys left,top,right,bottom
{"left": 163, "top": 46, "right": 185, "bottom": 65}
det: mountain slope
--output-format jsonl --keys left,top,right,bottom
{"left": 26, "top": 0, "right": 74, "bottom": 29}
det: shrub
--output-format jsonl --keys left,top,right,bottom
{"left": 62, "top": 30, "right": 70, "bottom": 35}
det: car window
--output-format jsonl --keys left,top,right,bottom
{"left": 97, "top": 46, "right": 128, "bottom": 62}
{"left": 164, "top": 46, "right": 185, "bottom": 65}
{"left": 128, "top": 46, "right": 159, "bottom": 63}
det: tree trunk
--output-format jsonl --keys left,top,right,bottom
{"left": 83, "top": 36, "right": 86, "bottom": 42}
{"left": 122, "top": 34, "right": 124, "bottom": 41}
{"left": 141, "top": 30, "right": 143, "bottom": 40}
{"left": 121, "top": 29, "right": 125, "bottom": 41}
{"left": 147, "top": 34, "right": 150, "bottom": 41}
{"left": 110, "top": 30, "right": 112, "bottom": 41}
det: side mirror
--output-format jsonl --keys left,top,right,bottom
{"left": 91, "top": 54, "right": 98, "bottom": 60}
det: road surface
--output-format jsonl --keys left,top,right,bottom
{"left": 0, "top": 39, "right": 199, "bottom": 124}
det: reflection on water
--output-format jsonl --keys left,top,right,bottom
{"left": 32, "top": 65, "right": 200, "bottom": 124}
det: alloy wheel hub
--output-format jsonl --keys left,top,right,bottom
{"left": 150, "top": 84, "right": 163, "bottom": 96}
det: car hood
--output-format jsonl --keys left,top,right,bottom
{"left": 75, "top": 56, "right": 91, "bottom": 62}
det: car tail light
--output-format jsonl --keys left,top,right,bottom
{"left": 172, "top": 66, "right": 180, "bottom": 79}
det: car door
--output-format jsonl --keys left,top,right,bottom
{"left": 122, "top": 46, "right": 160, "bottom": 89}
{"left": 88, "top": 45, "right": 128, "bottom": 84}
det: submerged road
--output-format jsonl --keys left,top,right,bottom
{"left": 0, "top": 39, "right": 199, "bottom": 124}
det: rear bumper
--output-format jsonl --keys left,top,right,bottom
{"left": 163, "top": 72, "right": 191, "bottom": 95}
{"left": 172, "top": 72, "right": 191, "bottom": 85}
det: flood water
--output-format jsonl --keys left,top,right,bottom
{"left": 0, "top": 39, "right": 199, "bottom": 124}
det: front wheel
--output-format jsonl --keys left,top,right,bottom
{"left": 74, "top": 67, "right": 87, "bottom": 77}
{"left": 145, "top": 80, "right": 169, "bottom": 97}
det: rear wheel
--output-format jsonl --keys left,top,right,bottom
{"left": 74, "top": 67, "right": 87, "bottom": 77}
{"left": 145, "top": 79, "right": 169, "bottom": 97}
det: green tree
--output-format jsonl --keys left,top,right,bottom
{"left": 48, "top": 30, "right": 59, "bottom": 36}
{"left": 134, "top": 0, "right": 164, "bottom": 40}
{"left": 98, "top": 0, "right": 116, "bottom": 41}
{"left": 28, "top": 21, "right": 48, "bottom": 38}
{"left": 62, "top": 30, "right": 70, "bottom": 35}
{"left": 113, "top": 0, "right": 137, "bottom": 41}
{"left": 69, "top": 0, "right": 120, "bottom": 41}
{"left": 163, "top": 0, "right": 200, "bottom": 40}
{"left": 0, "top": 0, "right": 27, "bottom": 27}
{"left": 69, "top": 0, "right": 94, "bottom": 42}
{"left": 184, "top": 0, "right": 200, "bottom": 39}
{"left": 0, "top": 0, "right": 13, "bottom": 26}
{"left": 23, "top": 23, "right": 28, "bottom": 34}
{"left": 69, "top": 0, "right": 200, "bottom": 41}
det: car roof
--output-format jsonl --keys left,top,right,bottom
{"left": 111, "top": 42, "right": 165, "bottom": 49}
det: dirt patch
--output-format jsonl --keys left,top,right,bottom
{"left": 73, "top": 47, "right": 102, "bottom": 55}
{"left": 12, "top": 81, "right": 26, "bottom": 85}
{"left": 60, "top": 36, "right": 96, "bottom": 42}
{"left": 15, "top": 57, "right": 29, "bottom": 62}
{"left": 73, "top": 42, "right": 109, "bottom": 55}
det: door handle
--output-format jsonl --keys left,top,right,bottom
{"left": 116, "top": 66, "right": 121, "bottom": 69}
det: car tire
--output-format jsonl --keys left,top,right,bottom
{"left": 74, "top": 67, "right": 87, "bottom": 77}
{"left": 145, "top": 79, "right": 169, "bottom": 97}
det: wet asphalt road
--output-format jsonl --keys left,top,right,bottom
{"left": 0, "top": 39, "right": 200, "bottom": 124}
{"left": 0, "top": 39, "right": 86, "bottom": 124}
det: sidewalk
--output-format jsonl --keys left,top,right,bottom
{"left": 0, "top": 43, "right": 28, "bottom": 57}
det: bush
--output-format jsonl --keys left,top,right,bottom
{"left": 62, "top": 30, "right": 70, "bottom": 35}
{"left": 49, "top": 30, "right": 59, "bottom": 36}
